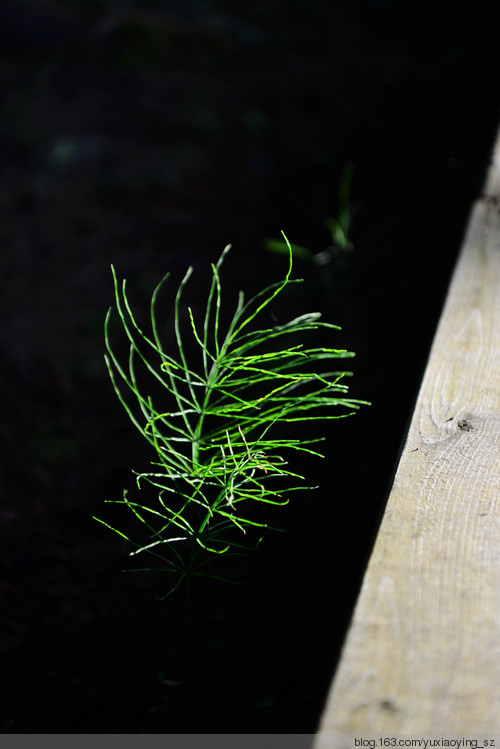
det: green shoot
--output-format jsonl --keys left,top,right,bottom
{"left": 263, "top": 162, "right": 360, "bottom": 263}
{"left": 95, "top": 233, "right": 368, "bottom": 598}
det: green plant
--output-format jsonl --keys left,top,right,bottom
{"left": 264, "top": 162, "right": 360, "bottom": 264}
{"left": 95, "top": 233, "right": 368, "bottom": 598}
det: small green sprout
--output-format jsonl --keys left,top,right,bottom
{"left": 264, "top": 162, "right": 360, "bottom": 264}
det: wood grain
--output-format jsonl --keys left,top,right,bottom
{"left": 316, "top": 128, "right": 500, "bottom": 740}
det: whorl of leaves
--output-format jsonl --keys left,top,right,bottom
{"left": 94, "top": 234, "right": 368, "bottom": 597}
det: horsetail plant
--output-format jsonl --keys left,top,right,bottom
{"left": 95, "top": 233, "right": 368, "bottom": 598}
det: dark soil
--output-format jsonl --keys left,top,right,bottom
{"left": 1, "top": 0, "right": 499, "bottom": 734}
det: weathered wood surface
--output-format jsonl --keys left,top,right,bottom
{"left": 316, "top": 128, "right": 500, "bottom": 741}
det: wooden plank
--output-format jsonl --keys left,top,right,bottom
{"left": 315, "top": 127, "right": 500, "bottom": 739}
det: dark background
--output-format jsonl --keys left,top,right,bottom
{"left": 1, "top": 0, "right": 499, "bottom": 734}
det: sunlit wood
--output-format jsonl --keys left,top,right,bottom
{"left": 316, "top": 126, "right": 500, "bottom": 741}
